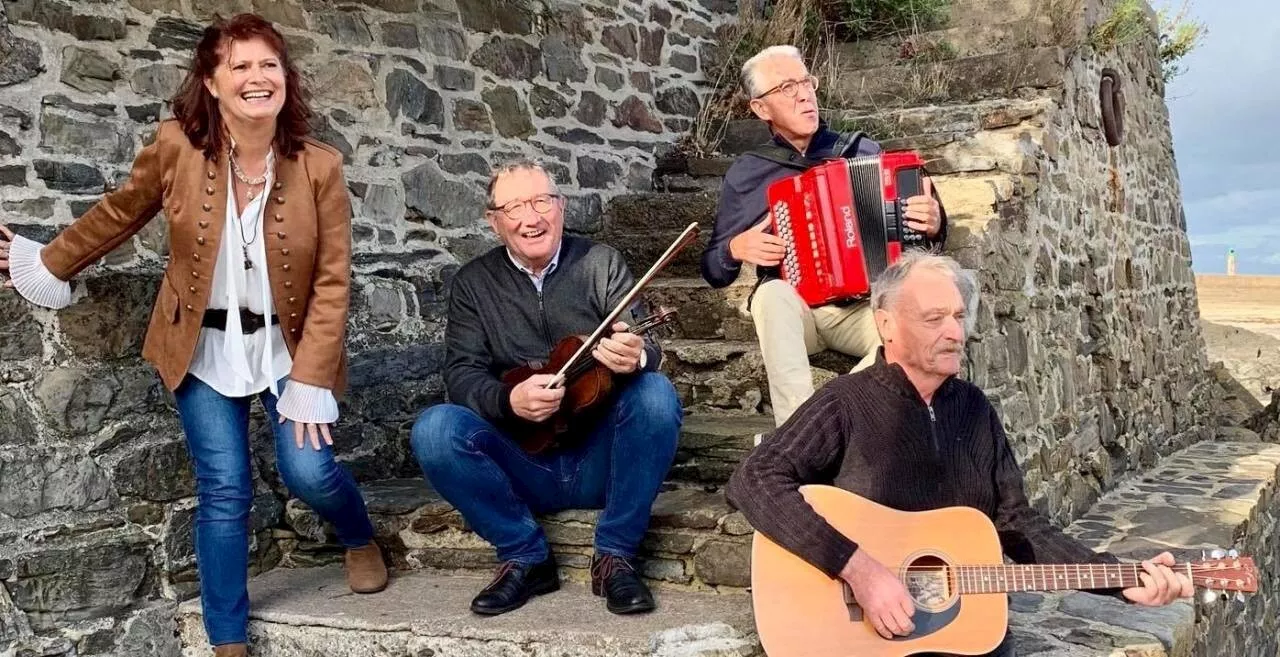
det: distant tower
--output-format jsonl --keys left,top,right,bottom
{"left": 1226, "top": 248, "right": 1237, "bottom": 276}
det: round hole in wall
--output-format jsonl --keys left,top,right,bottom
{"left": 1100, "top": 67, "right": 1126, "bottom": 147}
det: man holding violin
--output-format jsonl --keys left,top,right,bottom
{"left": 410, "top": 160, "right": 682, "bottom": 617}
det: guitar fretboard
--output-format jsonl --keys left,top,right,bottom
{"left": 954, "top": 564, "right": 1155, "bottom": 594}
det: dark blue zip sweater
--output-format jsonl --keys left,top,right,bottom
{"left": 443, "top": 235, "right": 662, "bottom": 426}
{"left": 702, "top": 124, "right": 948, "bottom": 293}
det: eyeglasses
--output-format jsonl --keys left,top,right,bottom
{"left": 754, "top": 75, "right": 820, "bottom": 100}
{"left": 488, "top": 193, "right": 562, "bottom": 219}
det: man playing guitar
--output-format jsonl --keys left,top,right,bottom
{"left": 727, "top": 253, "right": 1192, "bottom": 655}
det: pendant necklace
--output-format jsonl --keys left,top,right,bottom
{"left": 229, "top": 146, "right": 270, "bottom": 271}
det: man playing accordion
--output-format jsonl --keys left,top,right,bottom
{"left": 701, "top": 45, "right": 949, "bottom": 429}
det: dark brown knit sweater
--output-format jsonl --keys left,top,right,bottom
{"left": 726, "top": 354, "right": 1119, "bottom": 581}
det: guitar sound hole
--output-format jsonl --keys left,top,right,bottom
{"left": 902, "top": 554, "right": 954, "bottom": 612}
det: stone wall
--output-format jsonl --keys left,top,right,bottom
{"left": 831, "top": 0, "right": 1217, "bottom": 525}
{"left": 0, "top": 0, "right": 731, "bottom": 653}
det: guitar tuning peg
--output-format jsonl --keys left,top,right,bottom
{"left": 1210, "top": 548, "right": 1227, "bottom": 559}
{"left": 1227, "top": 549, "right": 1239, "bottom": 558}
{"left": 1201, "top": 589, "right": 1219, "bottom": 605}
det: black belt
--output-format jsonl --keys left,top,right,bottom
{"left": 202, "top": 308, "right": 279, "bottom": 334}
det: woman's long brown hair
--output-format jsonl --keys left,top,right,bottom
{"left": 170, "top": 13, "right": 312, "bottom": 160}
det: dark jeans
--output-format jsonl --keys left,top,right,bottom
{"left": 173, "top": 375, "right": 375, "bottom": 646}
{"left": 410, "top": 372, "right": 682, "bottom": 563}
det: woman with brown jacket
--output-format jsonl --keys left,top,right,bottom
{"left": 0, "top": 14, "right": 385, "bottom": 657}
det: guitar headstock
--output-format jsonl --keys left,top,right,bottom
{"left": 1190, "top": 548, "right": 1259, "bottom": 603}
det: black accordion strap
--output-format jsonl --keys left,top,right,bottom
{"left": 746, "top": 130, "right": 868, "bottom": 171}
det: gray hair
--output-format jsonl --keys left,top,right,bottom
{"left": 740, "top": 45, "right": 804, "bottom": 99}
{"left": 485, "top": 158, "right": 560, "bottom": 209}
{"left": 871, "top": 251, "right": 979, "bottom": 329}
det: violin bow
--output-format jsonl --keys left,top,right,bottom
{"left": 545, "top": 222, "right": 701, "bottom": 389}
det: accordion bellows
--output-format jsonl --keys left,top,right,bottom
{"left": 767, "top": 152, "right": 928, "bottom": 307}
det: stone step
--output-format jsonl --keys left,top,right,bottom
{"left": 658, "top": 339, "right": 858, "bottom": 415}
{"left": 176, "top": 565, "right": 761, "bottom": 657}
{"left": 828, "top": 47, "right": 1066, "bottom": 111}
{"left": 641, "top": 277, "right": 756, "bottom": 341}
{"left": 832, "top": 14, "right": 1057, "bottom": 71}
{"left": 280, "top": 479, "right": 757, "bottom": 592}
{"left": 672, "top": 413, "right": 776, "bottom": 485}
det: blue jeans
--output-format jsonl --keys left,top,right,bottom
{"left": 173, "top": 375, "right": 375, "bottom": 646}
{"left": 410, "top": 372, "right": 682, "bottom": 563}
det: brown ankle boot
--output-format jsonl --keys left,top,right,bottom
{"left": 345, "top": 543, "right": 388, "bottom": 593}
{"left": 213, "top": 644, "right": 247, "bottom": 657}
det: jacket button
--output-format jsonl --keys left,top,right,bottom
{"left": 192, "top": 272, "right": 200, "bottom": 279}
{"left": 274, "top": 181, "right": 283, "bottom": 190}
{"left": 188, "top": 286, "right": 196, "bottom": 293}
{"left": 274, "top": 214, "right": 283, "bottom": 223}
{"left": 205, "top": 186, "right": 215, "bottom": 195}
{"left": 207, "top": 171, "right": 216, "bottom": 180}
{"left": 282, "top": 264, "right": 291, "bottom": 272}
{"left": 202, "top": 203, "right": 212, "bottom": 212}
{"left": 288, "top": 296, "right": 297, "bottom": 304}
{"left": 290, "top": 328, "right": 298, "bottom": 334}
{"left": 283, "top": 281, "right": 293, "bottom": 289}
{"left": 197, "top": 237, "right": 206, "bottom": 245}
{"left": 275, "top": 196, "right": 285, "bottom": 204}
{"left": 198, "top": 221, "right": 209, "bottom": 229}
{"left": 290, "top": 312, "right": 298, "bottom": 319}
{"left": 281, "top": 248, "right": 290, "bottom": 256}
{"left": 277, "top": 232, "right": 286, "bottom": 239}
{"left": 185, "top": 304, "right": 194, "bottom": 311}
{"left": 193, "top": 253, "right": 201, "bottom": 262}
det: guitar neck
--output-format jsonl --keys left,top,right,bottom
{"left": 954, "top": 563, "right": 1164, "bottom": 594}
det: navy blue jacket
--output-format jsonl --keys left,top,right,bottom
{"left": 701, "top": 124, "right": 948, "bottom": 293}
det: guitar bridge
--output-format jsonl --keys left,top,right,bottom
{"left": 840, "top": 580, "right": 863, "bottom": 622}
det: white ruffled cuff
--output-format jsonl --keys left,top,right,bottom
{"left": 9, "top": 235, "right": 72, "bottom": 310}
{"left": 276, "top": 380, "right": 340, "bottom": 424}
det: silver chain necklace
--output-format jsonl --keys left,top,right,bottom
{"left": 229, "top": 147, "right": 268, "bottom": 202}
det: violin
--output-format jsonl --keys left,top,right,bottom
{"left": 501, "top": 308, "right": 678, "bottom": 454}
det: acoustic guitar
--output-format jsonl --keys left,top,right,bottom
{"left": 751, "top": 485, "right": 1259, "bottom": 657}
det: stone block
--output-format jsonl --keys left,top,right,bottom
{"left": 542, "top": 35, "right": 587, "bottom": 83}
{"left": 421, "top": 22, "right": 467, "bottom": 60}
{"left": 39, "top": 112, "right": 132, "bottom": 163}
{"left": 0, "top": 388, "right": 38, "bottom": 447}
{"left": 60, "top": 46, "right": 120, "bottom": 94}
{"left": 453, "top": 99, "right": 493, "bottom": 133}
{"left": 612, "top": 96, "right": 663, "bottom": 134}
{"left": 315, "top": 10, "right": 372, "bottom": 46}
{"left": 457, "top": 0, "right": 533, "bottom": 34}
{"left": 480, "top": 86, "right": 534, "bottom": 138}
{"left": 576, "top": 156, "right": 621, "bottom": 189}
{"left": 0, "top": 19, "right": 42, "bottom": 86}
{"left": 0, "top": 287, "right": 42, "bottom": 361}
{"left": 147, "top": 16, "right": 202, "bottom": 51}
{"left": 469, "top": 38, "right": 542, "bottom": 81}
{"left": 110, "top": 437, "right": 195, "bottom": 503}
{"left": 657, "top": 86, "right": 700, "bottom": 117}
{"left": 130, "top": 63, "right": 185, "bottom": 100}
{"left": 386, "top": 69, "right": 444, "bottom": 126}
{"left": 59, "top": 272, "right": 159, "bottom": 360}
{"left": 311, "top": 59, "right": 377, "bottom": 110}
{"left": 433, "top": 65, "right": 474, "bottom": 92}
{"left": 4, "top": 531, "right": 152, "bottom": 630}
{"left": 33, "top": 160, "right": 104, "bottom": 194}
{"left": 693, "top": 538, "right": 750, "bottom": 587}
{"left": 9, "top": 0, "right": 126, "bottom": 41}
{"left": 402, "top": 161, "right": 486, "bottom": 230}
{"left": 0, "top": 446, "right": 114, "bottom": 518}
{"left": 574, "top": 91, "right": 607, "bottom": 127}
{"left": 601, "top": 24, "right": 638, "bottom": 58}
{"left": 35, "top": 366, "right": 165, "bottom": 434}
{"left": 649, "top": 488, "right": 733, "bottom": 530}
{"left": 114, "top": 602, "right": 181, "bottom": 657}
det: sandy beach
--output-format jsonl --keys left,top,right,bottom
{"left": 1196, "top": 274, "right": 1280, "bottom": 402}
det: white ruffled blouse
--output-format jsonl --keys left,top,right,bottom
{"left": 9, "top": 153, "right": 338, "bottom": 424}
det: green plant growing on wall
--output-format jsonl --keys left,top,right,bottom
{"left": 1156, "top": 1, "right": 1207, "bottom": 81}
{"left": 1088, "top": 0, "right": 1206, "bottom": 83}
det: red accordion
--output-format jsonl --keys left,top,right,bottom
{"left": 766, "top": 151, "right": 929, "bottom": 307}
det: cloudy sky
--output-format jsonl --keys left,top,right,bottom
{"left": 1161, "top": 0, "right": 1280, "bottom": 274}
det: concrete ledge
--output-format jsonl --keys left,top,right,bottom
{"left": 176, "top": 566, "right": 761, "bottom": 657}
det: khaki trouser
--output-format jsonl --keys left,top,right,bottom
{"left": 751, "top": 279, "right": 881, "bottom": 428}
